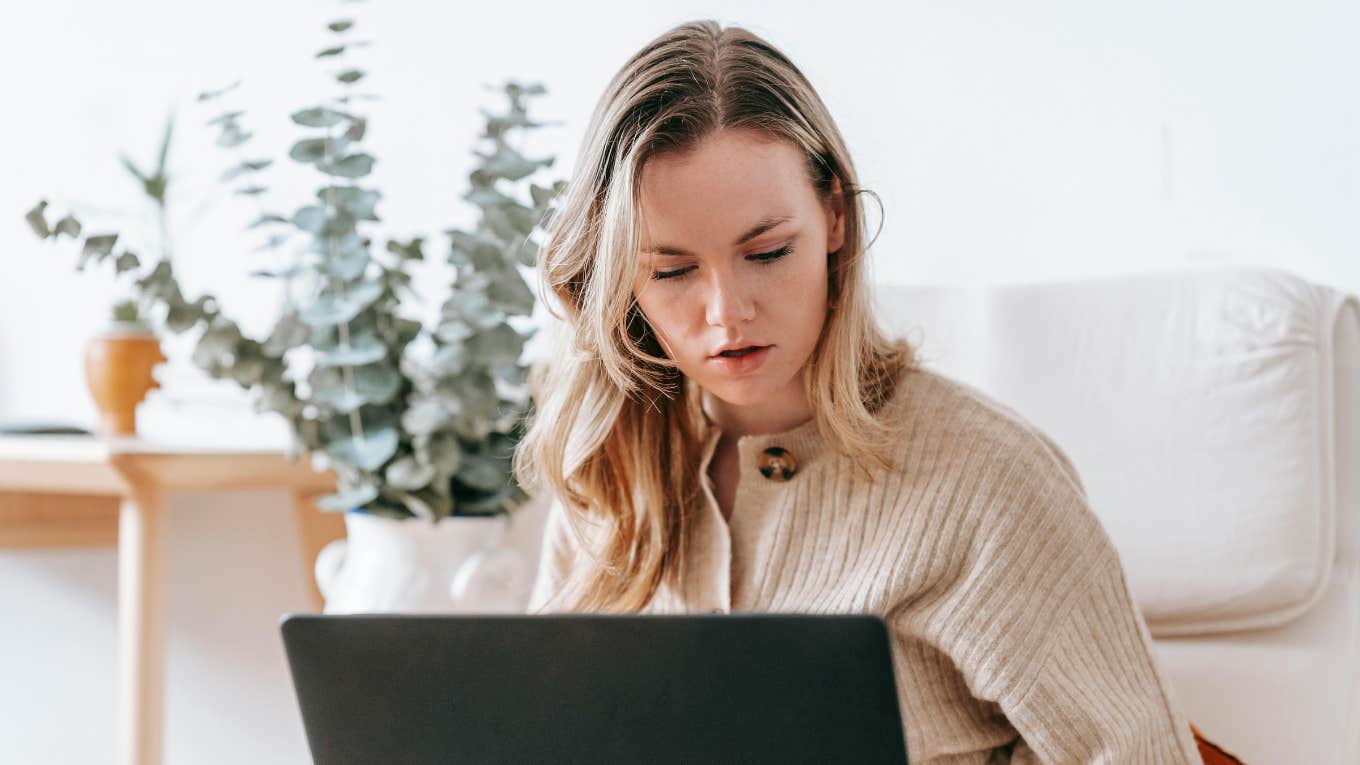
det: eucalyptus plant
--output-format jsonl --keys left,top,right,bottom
{"left": 24, "top": 7, "right": 565, "bottom": 522}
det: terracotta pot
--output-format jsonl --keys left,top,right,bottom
{"left": 83, "top": 327, "right": 166, "bottom": 436}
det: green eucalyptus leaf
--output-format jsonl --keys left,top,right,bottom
{"left": 254, "top": 233, "right": 290, "bottom": 252}
{"left": 254, "top": 381, "right": 304, "bottom": 419}
{"left": 486, "top": 272, "right": 535, "bottom": 316}
{"left": 326, "top": 425, "right": 398, "bottom": 472}
{"left": 391, "top": 316, "right": 424, "bottom": 348}
{"left": 428, "top": 342, "right": 467, "bottom": 376}
{"left": 353, "top": 361, "right": 403, "bottom": 404}
{"left": 316, "top": 45, "right": 346, "bottom": 58}
{"left": 262, "top": 310, "right": 310, "bottom": 355}
{"left": 24, "top": 200, "right": 50, "bottom": 238}
{"left": 52, "top": 214, "right": 82, "bottom": 240}
{"left": 227, "top": 354, "right": 267, "bottom": 387}
{"left": 528, "top": 183, "right": 559, "bottom": 209}
{"left": 343, "top": 116, "right": 367, "bottom": 142}
{"left": 298, "top": 281, "right": 383, "bottom": 326}
{"left": 316, "top": 481, "right": 379, "bottom": 512}
{"left": 321, "top": 406, "right": 399, "bottom": 470}
{"left": 191, "top": 317, "right": 245, "bottom": 376}
{"left": 440, "top": 370, "right": 496, "bottom": 414}
{"left": 216, "top": 123, "right": 253, "bottom": 148}
{"left": 336, "top": 69, "right": 365, "bottom": 84}
{"left": 454, "top": 452, "right": 504, "bottom": 491}
{"left": 292, "top": 205, "right": 328, "bottom": 234}
{"left": 248, "top": 213, "right": 289, "bottom": 229}
{"left": 164, "top": 295, "right": 214, "bottom": 333}
{"left": 434, "top": 319, "right": 475, "bottom": 344}
{"left": 135, "top": 260, "right": 184, "bottom": 303}
{"left": 248, "top": 265, "right": 303, "bottom": 279}
{"left": 398, "top": 490, "right": 435, "bottom": 520}
{"left": 221, "top": 159, "right": 272, "bottom": 182}
{"left": 385, "top": 456, "right": 436, "bottom": 491}
{"left": 235, "top": 185, "right": 268, "bottom": 196}
{"left": 454, "top": 486, "right": 512, "bottom": 516}
{"left": 407, "top": 489, "right": 453, "bottom": 521}
{"left": 318, "top": 153, "right": 374, "bottom": 179}
{"left": 356, "top": 501, "right": 414, "bottom": 520}
{"left": 327, "top": 19, "right": 354, "bottom": 32}
{"left": 79, "top": 234, "right": 118, "bottom": 270}
{"left": 293, "top": 204, "right": 357, "bottom": 238}
{"left": 318, "top": 186, "right": 380, "bottom": 219}
{"left": 310, "top": 361, "right": 402, "bottom": 413}
{"left": 477, "top": 145, "right": 549, "bottom": 182}
{"left": 291, "top": 106, "right": 351, "bottom": 128}
{"left": 289, "top": 136, "right": 348, "bottom": 163}
{"left": 463, "top": 188, "right": 515, "bottom": 207}
{"left": 196, "top": 80, "right": 241, "bottom": 102}
{"left": 384, "top": 237, "right": 423, "bottom": 261}
{"left": 415, "top": 431, "right": 461, "bottom": 474}
{"left": 401, "top": 398, "right": 452, "bottom": 436}
{"left": 513, "top": 236, "right": 539, "bottom": 267}
{"left": 382, "top": 267, "right": 413, "bottom": 297}
{"left": 314, "top": 333, "right": 386, "bottom": 366}
{"left": 441, "top": 287, "right": 502, "bottom": 329}
{"left": 481, "top": 203, "right": 538, "bottom": 243}
{"left": 316, "top": 232, "right": 371, "bottom": 280}
{"left": 206, "top": 110, "right": 244, "bottom": 126}
{"left": 447, "top": 229, "right": 504, "bottom": 269}
{"left": 114, "top": 250, "right": 140, "bottom": 274}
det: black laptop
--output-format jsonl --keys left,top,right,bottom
{"left": 280, "top": 612, "right": 909, "bottom": 765}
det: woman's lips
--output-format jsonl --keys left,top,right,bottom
{"left": 707, "top": 345, "right": 772, "bottom": 374}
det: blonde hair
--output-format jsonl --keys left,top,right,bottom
{"left": 513, "top": 20, "right": 915, "bottom": 613}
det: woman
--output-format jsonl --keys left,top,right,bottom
{"left": 513, "top": 19, "right": 1202, "bottom": 764}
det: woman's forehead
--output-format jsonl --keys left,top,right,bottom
{"left": 638, "top": 133, "right": 811, "bottom": 250}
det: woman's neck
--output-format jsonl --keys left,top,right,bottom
{"left": 700, "top": 376, "right": 815, "bottom": 440}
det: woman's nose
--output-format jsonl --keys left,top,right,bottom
{"left": 704, "top": 270, "right": 755, "bottom": 326}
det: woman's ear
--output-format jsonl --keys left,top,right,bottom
{"left": 825, "top": 175, "right": 846, "bottom": 255}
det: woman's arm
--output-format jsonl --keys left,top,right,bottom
{"left": 885, "top": 392, "right": 1205, "bottom": 763}
{"left": 999, "top": 555, "right": 1203, "bottom": 763}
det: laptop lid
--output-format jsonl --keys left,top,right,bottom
{"left": 280, "top": 612, "right": 908, "bottom": 765}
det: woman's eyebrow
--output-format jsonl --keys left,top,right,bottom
{"left": 642, "top": 214, "right": 792, "bottom": 256}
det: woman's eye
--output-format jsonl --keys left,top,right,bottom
{"left": 651, "top": 265, "right": 696, "bottom": 281}
{"left": 650, "top": 244, "right": 794, "bottom": 281}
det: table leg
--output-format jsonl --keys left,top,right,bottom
{"left": 118, "top": 489, "right": 168, "bottom": 765}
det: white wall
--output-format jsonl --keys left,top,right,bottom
{"left": 0, "top": 1, "right": 1355, "bottom": 762}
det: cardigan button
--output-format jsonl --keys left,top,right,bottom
{"left": 757, "top": 446, "right": 798, "bottom": 481}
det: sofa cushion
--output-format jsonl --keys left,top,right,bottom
{"left": 876, "top": 269, "right": 1356, "bottom": 635}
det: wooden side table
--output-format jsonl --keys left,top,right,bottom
{"left": 0, "top": 435, "right": 345, "bottom": 765}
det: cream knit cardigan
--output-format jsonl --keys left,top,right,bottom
{"left": 528, "top": 366, "right": 1204, "bottom": 764}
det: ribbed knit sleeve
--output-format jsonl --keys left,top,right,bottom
{"left": 886, "top": 385, "right": 1203, "bottom": 763}
{"left": 1001, "top": 555, "right": 1202, "bottom": 764}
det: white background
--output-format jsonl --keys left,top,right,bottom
{"left": 0, "top": 1, "right": 1355, "bottom": 763}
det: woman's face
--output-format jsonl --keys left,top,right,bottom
{"left": 632, "top": 128, "right": 845, "bottom": 408}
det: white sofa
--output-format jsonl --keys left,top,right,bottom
{"left": 874, "top": 267, "right": 1359, "bottom": 764}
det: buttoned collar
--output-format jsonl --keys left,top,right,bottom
{"left": 697, "top": 403, "right": 832, "bottom": 483}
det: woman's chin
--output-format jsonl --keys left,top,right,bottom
{"left": 698, "top": 375, "right": 784, "bottom": 408}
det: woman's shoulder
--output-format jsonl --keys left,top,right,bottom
{"left": 882, "top": 367, "right": 1123, "bottom": 650}
{"left": 886, "top": 364, "right": 1088, "bottom": 500}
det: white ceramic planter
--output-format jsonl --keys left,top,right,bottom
{"left": 314, "top": 491, "right": 552, "bottom": 614}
